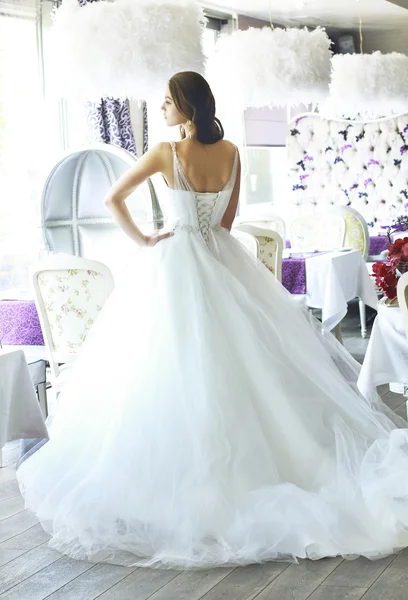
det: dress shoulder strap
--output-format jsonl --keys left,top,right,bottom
{"left": 168, "top": 141, "right": 191, "bottom": 192}
{"left": 223, "top": 144, "right": 239, "bottom": 191}
{"left": 169, "top": 141, "right": 177, "bottom": 157}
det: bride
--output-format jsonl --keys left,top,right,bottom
{"left": 17, "top": 71, "right": 408, "bottom": 569}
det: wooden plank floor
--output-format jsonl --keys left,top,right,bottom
{"left": 1, "top": 304, "right": 408, "bottom": 599}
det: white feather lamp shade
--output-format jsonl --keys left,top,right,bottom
{"left": 51, "top": 0, "right": 205, "bottom": 101}
{"left": 206, "top": 26, "right": 332, "bottom": 109}
{"left": 322, "top": 52, "right": 408, "bottom": 119}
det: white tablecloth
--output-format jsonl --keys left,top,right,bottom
{"left": 358, "top": 300, "right": 408, "bottom": 399}
{"left": 305, "top": 250, "right": 378, "bottom": 330}
{"left": 0, "top": 349, "right": 48, "bottom": 449}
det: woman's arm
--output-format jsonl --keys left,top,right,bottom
{"left": 220, "top": 150, "right": 241, "bottom": 231}
{"left": 104, "top": 143, "right": 173, "bottom": 247}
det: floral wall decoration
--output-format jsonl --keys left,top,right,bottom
{"left": 286, "top": 112, "right": 408, "bottom": 227}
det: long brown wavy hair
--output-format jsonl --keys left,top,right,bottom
{"left": 168, "top": 71, "right": 224, "bottom": 145}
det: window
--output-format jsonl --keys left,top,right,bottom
{"left": 0, "top": 0, "right": 63, "bottom": 295}
{"left": 239, "top": 147, "right": 291, "bottom": 219}
{"left": 0, "top": 5, "right": 42, "bottom": 293}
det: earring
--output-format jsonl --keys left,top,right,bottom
{"left": 186, "top": 120, "right": 192, "bottom": 139}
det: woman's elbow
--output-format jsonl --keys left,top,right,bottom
{"left": 104, "top": 194, "right": 119, "bottom": 208}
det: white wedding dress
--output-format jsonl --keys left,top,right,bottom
{"left": 18, "top": 142, "right": 408, "bottom": 569}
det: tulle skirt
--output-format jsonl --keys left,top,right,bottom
{"left": 17, "top": 228, "right": 408, "bottom": 568}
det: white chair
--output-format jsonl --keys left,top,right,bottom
{"left": 333, "top": 206, "right": 370, "bottom": 338}
{"left": 231, "top": 229, "right": 260, "bottom": 258}
{"left": 32, "top": 255, "right": 114, "bottom": 397}
{"left": 290, "top": 213, "right": 346, "bottom": 252}
{"left": 397, "top": 272, "right": 408, "bottom": 340}
{"left": 333, "top": 206, "right": 370, "bottom": 261}
{"left": 234, "top": 224, "right": 283, "bottom": 282}
{"left": 236, "top": 212, "right": 286, "bottom": 241}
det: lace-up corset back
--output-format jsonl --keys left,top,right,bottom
{"left": 167, "top": 141, "right": 238, "bottom": 245}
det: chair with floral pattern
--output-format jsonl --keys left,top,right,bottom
{"left": 231, "top": 229, "right": 260, "bottom": 258}
{"left": 334, "top": 206, "right": 369, "bottom": 261}
{"left": 235, "top": 212, "right": 286, "bottom": 242}
{"left": 32, "top": 255, "right": 114, "bottom": 399}
{"left": 234, "top": 224, "right": 283, "bottom": 282}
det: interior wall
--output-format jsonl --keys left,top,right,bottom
{"left": 361, "top": 28, "right": 408, "bottom": 54}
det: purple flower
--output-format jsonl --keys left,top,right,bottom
{"left": 341, "top": 144, "right": 352, "bottom": 153}
{"left": 404, "top": 124, "right": 408, "bottom": 133}
{"left": 304, "top": 155, "right": 314, "bottom": 161}
{"left": 295, "top": 115, "right": 308, "bottom": 126}
{"left": 400, "top": 145, "right": 408, "bottom": 155}
{"left": 349, "top": 184, "right": 358, "bottom": 191}
{"left": 391, "top": 223, "right": 406, "bottom": 232}
{"left": 364, "top": 178, "right": 373, "bottom": 188}
{"left": 367, "top": 159, "right": 380, "bottom": 166}
{"left": 300, "top": 174, "right": 309, "bottom": 181}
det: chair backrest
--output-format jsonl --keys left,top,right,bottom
{"left": 236, "top": 212, "right": 286, "bottom": 240}
{"left": 290, "top": 213, "right": 346, "bottom": 252}
{"left": 234, "top": 224, "right": 283, "bottom": 282}
{"left": 397, "top": 272, "right": 408, "bottom": 340}
{"left": 32, "top": 255, "right": 114, "bottom": 380}
{"left": 41, "top": 143, "right": 162, "bottom": 275}
{"left": 332, "top": 206, "right": 370, "bottom": 260}
{"left": 231, "top": 229, "right": 260, "bottom": 258}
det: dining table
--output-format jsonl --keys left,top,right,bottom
{"left": 358, "top": 298, "right": 408, "bottom": 413}
{"left": 0, "top": 347, "right": 48, "bottom": 467}
{"left": 282, "top": 249, "right": 378, "bottom": 331}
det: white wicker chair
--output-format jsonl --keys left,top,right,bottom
{"left": 32, "top": 255, "right": 114, "bottom": 399}
{"left": 234, "top": 224, "right": 283, "bottom": 282}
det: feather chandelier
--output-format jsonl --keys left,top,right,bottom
{"left": 206, "top": 26, "right": 332, "bottom": 109}
{"left": 51, "top": 0, "right": 206, "bottom": 101}
{"left": 322, "top": 51, "right": 408, "bottom": 119}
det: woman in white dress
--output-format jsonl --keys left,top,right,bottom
{"left": 17, "top": 71, "right": 408, "bottom": 569}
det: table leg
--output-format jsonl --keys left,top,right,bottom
{"left": 37, "top": 383, "right": 48, "bottom": 419}
{"left": 358, "top": 298, "right": 367, "bottom": 339}
{"left": 404, "top": 385, "right": 408, "bottom": 420}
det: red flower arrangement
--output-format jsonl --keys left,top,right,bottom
{"left": 372, "top": 237, "right": 408, "bottom": 300}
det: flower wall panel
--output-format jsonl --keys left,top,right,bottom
{"left": 287, "top": 113, "right": 408, "bottom": 227}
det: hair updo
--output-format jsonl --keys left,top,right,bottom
{"left": 168, "top": 71, "right": 224, "bottom": 144}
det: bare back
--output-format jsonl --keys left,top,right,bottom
{"left": 162, "top": 139, "right": 238, "bottom": 194}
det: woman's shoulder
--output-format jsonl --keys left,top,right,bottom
{"left": 218, "top": 139, "right": 239, "bottom": 154}
{"left": 151, "top": 141, "right": 174, "bottom": 153}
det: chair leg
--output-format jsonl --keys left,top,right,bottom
{"left": 334, "top": 322, "right": 343, "bottom": 344}
{"left": 358, "top": 298, "right": 367, "bottom": 339}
